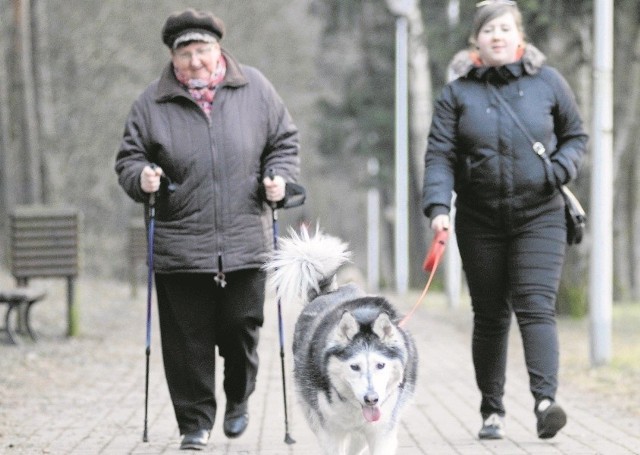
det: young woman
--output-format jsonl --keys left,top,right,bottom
{"left": 422, "top": 0, "right": 587, "bottom": 440}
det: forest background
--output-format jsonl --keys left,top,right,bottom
{"left": 1, "top": 0, "right": 639, "bottom": 315}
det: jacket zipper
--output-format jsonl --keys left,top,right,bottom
{"left": 214, "top": 253, "right": 226, "bottom": 287}
{"left": 208, "top": 102, "right": 225, "bottom": 287}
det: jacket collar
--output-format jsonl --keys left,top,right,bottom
{"left": 156, "top": 48, "right": 248, "bottom": 102}
{"left": 447, "top": 43, "right": 546, "bottom": 83}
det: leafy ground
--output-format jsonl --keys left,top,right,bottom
{"left": 559, "top": 302, "right": 640, "bottom": 417}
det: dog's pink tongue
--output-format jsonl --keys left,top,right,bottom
{"left": 363, "top": 405, "right": 381, "bottom": 422}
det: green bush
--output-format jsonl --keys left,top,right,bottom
{"left": 557, "top": 280, "right": 588, "bottom": 318}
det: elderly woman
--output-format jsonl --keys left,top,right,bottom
{"left": 115, "top": 8, "right": 300, "bottom": 450}
{"left": 422, "top": 0, "right": 587, "bottom": 441}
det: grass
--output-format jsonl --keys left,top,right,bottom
{"left": 558, "top": 301, "right": 640, "bottom": 416}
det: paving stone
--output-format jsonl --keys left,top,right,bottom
{"left": 0, "top": 279, "right": 638, "bottom": 454}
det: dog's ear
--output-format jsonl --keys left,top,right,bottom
{"left": 334, "top": 311, "right": 359, "bottom": 344}
{"left": 372, "top": 313, "right": 401, "bottom": 345}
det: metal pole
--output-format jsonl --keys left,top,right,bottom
{"left": 267, "top": 171, "right": 296, "bottom": 445}
{"left": 143, "top": 192, "right": 156, "bottom": 442}
{"left": 589, "top": 0, "right": 613, "bottom": 366}
{"left": 67, "top": 277, "right": 78, "bottom": 337}
{"left": 367, "top": 158, "right": 380, "bottom": 292}
{"left": 394, "top": 14, "right": 409, "bottom": 294}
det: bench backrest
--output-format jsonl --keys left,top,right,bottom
{"left": 10, "top": 206, "right": 81, "bottom": 280}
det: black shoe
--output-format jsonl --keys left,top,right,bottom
{"left": 180, "top": 429, "right": 210, "bottom": 450}
{"left": 478, "top": 413, "right": 505, "bottom": 440}
{"left": 536, "top": 399, "right": 567, "bottom": 439}
{"left": 223, "top": 401, "right": 249, "bottom": 439}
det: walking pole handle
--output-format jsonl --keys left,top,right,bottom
{"left": 148, "top": 163, "right": 176, "bottom": 198}
{"left": 148, "top": 163, "right": 158, "bottom": 209}
{"left": 266, "top": 168, "right": 280, "bottom": 215}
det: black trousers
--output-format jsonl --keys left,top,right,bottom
{"left": 154, "top": 269, "right": 266, "bottom": 434}
{"left": 455, "top": 201, "right": 566, "bottom": 418}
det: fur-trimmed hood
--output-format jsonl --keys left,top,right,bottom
{"left": 446, "top": 43, "right": 546, "bottom": 82}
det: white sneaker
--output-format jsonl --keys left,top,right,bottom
{"left": 478, "top": 413, "right": 505, "bottom": 440}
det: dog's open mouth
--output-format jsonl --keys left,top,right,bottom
{"left": 362, "top": 405, "right": 381, "bottom": 422}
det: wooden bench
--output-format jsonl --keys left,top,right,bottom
{"left": 9, "top": 205, "right": 80, "bottom": 338}
{"left": 0, "top": 288, "right": 47, "bottom": 344}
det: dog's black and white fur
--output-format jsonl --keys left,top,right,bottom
{"left": 264, "top": 227, "right": 418, "bottom": 455}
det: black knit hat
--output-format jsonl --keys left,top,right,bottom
{"left": 161, "top": 8, "right": 225, "bottom": 49}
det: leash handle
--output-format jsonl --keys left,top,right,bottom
{"left": 423, "top": 230, "right": 449, "bottom": 272}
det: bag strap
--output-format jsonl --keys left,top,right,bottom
{"left": 487, "top": 84, "right": 556, "bottom": 190}
{"left": 488, "top": 84, "right": 586, "bottom": 220}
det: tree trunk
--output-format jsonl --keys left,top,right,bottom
{"left": 32, "top": 0, "right": 55, "bottom": 203}
{"left": 632, "top": 147, "right": 640, "bottom": 299}
{"left": 0, "top": 0, "right": 10, "bottom": 261}
{"left": 11, "top": 0, "right": 42, "bottom": 205}
{"left": 407, "top": 5, "right": 430, "bottom": 287}
{"left": 612, "top": 24, "right": 640, "bottom": 300}
{"left": 532, "top": 11, "right": 593, "bottom": 315}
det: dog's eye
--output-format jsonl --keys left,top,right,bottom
{"left": 376, "top": 362, "right": 385, "bottom": 370}
{"left": 350, "top": 364, "right": 360, "bottom": 371}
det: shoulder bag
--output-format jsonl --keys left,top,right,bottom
{"left": 487, "top": 85, "right": 586, "bottom": 245}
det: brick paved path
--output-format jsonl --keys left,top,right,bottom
{"left": 1, "top": 278, "right": 639, "bottom": 454}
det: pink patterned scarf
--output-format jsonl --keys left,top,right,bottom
{"left": 174, "top": 55, "right": 227, "bottom": 118}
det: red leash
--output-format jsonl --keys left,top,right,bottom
{"left": 398, "top": 230, "right": 449, "bottom": 328}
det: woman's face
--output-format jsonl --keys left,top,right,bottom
{"left": 171, "top": 41, "right": 221, "bottom": 80}
{"left": 475, "top": 12, "right": 523, "bottom": 67}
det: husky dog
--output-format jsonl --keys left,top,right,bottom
{"left": 264, "top": 227, "right": 418, "bottom": 455}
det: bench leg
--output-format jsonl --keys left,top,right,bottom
{"left": 24, "top": 301, "right": 38, "bottom": 341}
{"left": 4, "top": 303, "right": 21, "bottom": 345}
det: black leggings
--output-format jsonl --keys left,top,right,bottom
{"left": 455, "top": 203, "right": 566, "bottom": 418}
{"left": 155, "top": 269, "right": 266, "bottom": 434}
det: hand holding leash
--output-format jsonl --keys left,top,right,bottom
{"left": 423, "top": 230, "right": 449, "bottom": 273}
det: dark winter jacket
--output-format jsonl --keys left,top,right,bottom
{"left": 115, "top": 49, "right": 300, "bottom": 273}
{"left": 422, "top": 45, "right": 588, "bottom": 222}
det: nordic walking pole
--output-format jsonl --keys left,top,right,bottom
{"left": 267, "top": 169, "right": 297, "bottom": 445}
{"left": 142, "top": 165, "right": 174, "bottom": 443}
{"left": 142, "top": 178, "right": 158, "bottom": 443}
